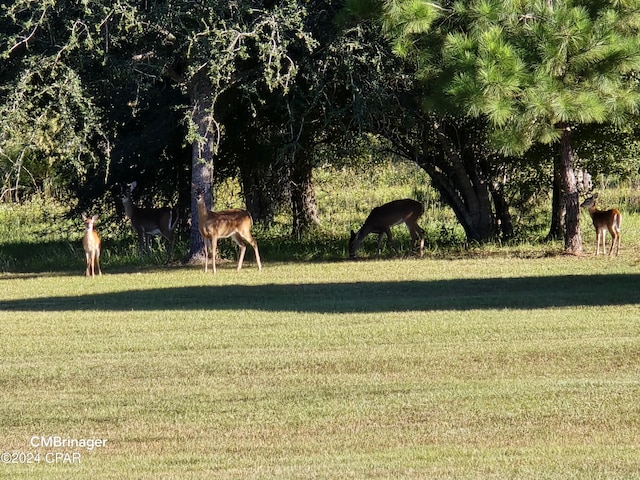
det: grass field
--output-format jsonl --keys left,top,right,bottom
{"left": 1, "top": 253, "right": 639, "bottom": 479}
{"left": 2, "top": 162, "right": 640, "bottom": 478}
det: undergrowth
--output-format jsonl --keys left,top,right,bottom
{"left": 1, "top": 161, "right": 638, "bottom": 273}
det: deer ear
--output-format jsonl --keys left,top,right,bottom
{"left": 129, "top": 181, "right": 137, "bottom": 191}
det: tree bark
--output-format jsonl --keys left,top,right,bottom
{"left": 490, "top": 182, "right": 514, "bottom": 240}
{"left": 242, "top": 171, "right": 277, "bottom": 225}
{"left": 188, "top": 75, "right": 215, "bottom": 262}
{"left": 557, "top": 124, "right": 583, "bottom": 254}
{"left": 547, "top": 164, "right": 565, "bottom": 241}
{"left": 413, "top": 120, "right": 497, "bottom": 243}
{"left": 238, "top": 147, "right": 284, "bottom": 226}
{"left": 290, "top": 154, "right": 319, "bottom": 239}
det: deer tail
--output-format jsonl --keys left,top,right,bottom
{"left": 170, "top": 209, "right": 179, "bottom": 231}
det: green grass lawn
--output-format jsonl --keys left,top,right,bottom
{"left": 1, "top": 255, "right": 639, "bottom": 479}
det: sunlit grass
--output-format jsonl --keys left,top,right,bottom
{"left": 3, "top": 163, "right": 640, "bottom": 271}
{"left": 1, "top": 257, "right": 639, "bottom": 478}
{"left": 1, "top": 166, "right": 640, "bottom": 477}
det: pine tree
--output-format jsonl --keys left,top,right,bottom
{"left": 384, "top": 0, "right": 640, "bottom": 252}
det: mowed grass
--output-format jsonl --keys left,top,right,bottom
{"left": 1, "top": 254, "right": 640, "bottom": 479}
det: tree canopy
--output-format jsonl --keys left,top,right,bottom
{"left": 382, "top": 0, "right": 640, "bottom": 251}
{"left": 1, "top": 0, "right": 640, "bottom": 255}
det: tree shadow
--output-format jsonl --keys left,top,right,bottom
{"left": 1, "top": 274, "right": 638, "bottom": 313}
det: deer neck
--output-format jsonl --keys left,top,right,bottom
{"left": 122, "top": 197, "right": 135, "bottom": 218}
{"left": 355, "top": 224, "right": 371, "bottom": 241}
{"left": 83, "top": 224, "right": 98, "bottom": 247}
{"left": 196, "top": 199, "right": 210, "bottom": 223}
{"left": 351, "top": 227, "right": 367, "bottom": 251}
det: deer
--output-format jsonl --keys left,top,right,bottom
{"left": 82, "top": 214, "right": 102, "bottom": 277}
{"left": 194, "top": 186, "right": 262, "bottom": 273}
{"left": 580, "top": 193, "right": 622, "bottom": 256}
{"left": 118, "top": 181, "right": 178, "bottom": 263}
{"left": 349, "top": 199, "right": 425, "bottom": 259}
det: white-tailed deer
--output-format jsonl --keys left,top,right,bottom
{"left": 349, "top": 199, "right": 425, "bottom": 258}
{"left": 82, "top": 214, "right": 102, "bottom": 277}
{"left": 194, "top": 187, "right": 262, "bottom": 273}
{"left": 580, "top": 193, "right": 621, "bottom": 256}
{"left": 119, "top": 181, "right": 178, "bottom": 263}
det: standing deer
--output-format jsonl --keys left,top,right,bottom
{"left": 119, "top": 181, "right": 178, "bottom": 263}
{"left": 194, "top": 187, "right": 262, "bottom": 273}
{"left": 580, "top": 193, "right": 622, "bottom": 256}
{"left": 82, "top": 214, "right": 102, "bottom": 277}
{"left": 349, "top": 199, "right": 425, "bottom": 258}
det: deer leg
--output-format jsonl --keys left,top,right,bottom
{"left": 138, "top": 231, "right": 146, "bottom": 256}
{"left": 384, "top": 228, "right": 399, "bottom": 255}
{"left": 88, "top": 250, "right": 98, "bottom": 277}
{"left": 202, "top": 237, "right": 209, "bottom": 273}
{"left": 95, "top": 249, "right": 102, "bottom": 276}
{"left": 375, "top": 232, "right": 385, "bottom": 256}
{"left": 416, "top": 225, "right": 425, "bottom": 257}
{"left": 85, "top": 252, "right": 92, "bottom": 277}
{"left": 157, "top": 226, "right": 174, "bottom": 264}
{"left": 237, "top": 243, "right": 247, "bottom": 271}
{"left": 211, "top": 237, "right": 218, "bottom": 274}
{"left": 617, "top": 233, "right": 621, "bottom": 256}
{"left": 229, "top": 233, "right": 243, "bottom": 271}
{"left": 408, "top": 224, "right": 425, "bottom": 257}
{"left": 251, "top": 240, "right": 262, "bottom": 270}
{"left": 607, "top": 226, "right": 619, "bottom": 256}
{"left": 236, "top": 232, "right": 262, "bottom": 270}
{"left": 165, "top": 232, "right": 174, "bottom": 264}
{"left": 615, "top": 216, "right": 622, "bottom": 256}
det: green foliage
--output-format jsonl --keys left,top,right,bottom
{"left": 1, "top": 0, "right": 640, "bottom": 259}
{"left": 385, "top": 0, "right": 640, "bottom": 154}
{"left": 381, "top": 0, "right": 640, "bottom": 252}
{"left": 0, "top": 60, "right": 107, "bottom": 200}
{"left": 573, "top": 121, "right": 640, "bottom": 179}
{"left": 0, "top": 0, "right": 119, "bottom": 201}
{"left": 0, "top": 197, "right": 78, "bottom": 271}
{"left": 0, "top": 158, "right": 549, "bottom": 272}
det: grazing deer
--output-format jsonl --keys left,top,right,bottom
{"left": 82, "top": 214, "right": 102, "bottom": 277}
{"left": 349, "top": 199, "right": 425, "bottom": 258}
{"left": 194, "top": 187, "right": 262, "bottom": 273}
{"left": 118, "top": 181, "right": 178, "bottom": 263}
{"left": 580, "top": 193, "right": 621, "bottom": 256}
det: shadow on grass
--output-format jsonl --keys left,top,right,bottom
{"left": 1, "top": 274, "right": 639, "bottom": 312}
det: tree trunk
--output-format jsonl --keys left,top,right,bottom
{"left": 289, "top": 154, "right": 319, "bottom": 239}
{"left": 242, "top": 174, "right": 277, "bottom": 225}
{"left": 415, "top": 120, "right": 497, "bottom": 243}
{"left": 490, "top": 182, "right": 514, "bottom": 240}
{"left": 547, "top": 164, "right": 565, "bottom": 241}
{"left": 239, "top": 149, "right": 284, "bottom": 225}
{"left": 557, "top": 124, "right": 583, "bottom": 254}
{"left": 188, "top": 76, "right": 215, "bottom": 262}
